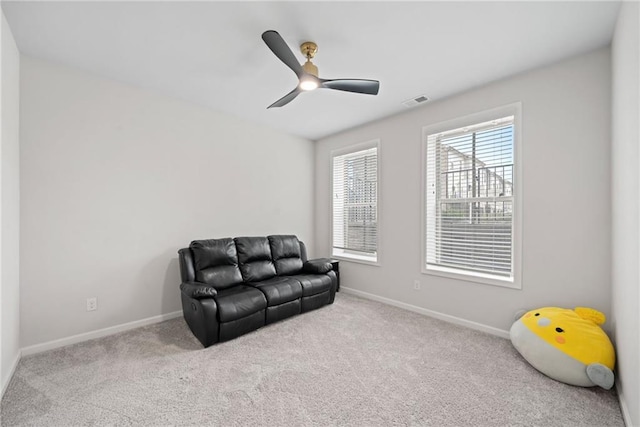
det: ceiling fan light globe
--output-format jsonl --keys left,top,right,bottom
{"left": 299, "top": 79, "right": 319, "bottom": 91}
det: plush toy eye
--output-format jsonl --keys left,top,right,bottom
{"left": 555, "top": 327, "right": 564, "bottom": 333}
{"left": 534, "top": 313, "right": 540, "bottom": 316}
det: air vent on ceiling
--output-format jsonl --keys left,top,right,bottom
{"left": 402, "top": 95, "right": 430, "bottom": 108}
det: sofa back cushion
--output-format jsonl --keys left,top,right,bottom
{"left": 268, "top": 235, "right": 303, "bottom": 275}
{"left": 190, "top": 238, "right": 243, "bottom": 289}
{"left": 235, "top": 236, "right": 277, "bottom": 282}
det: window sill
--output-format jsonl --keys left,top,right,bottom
{"left": 332, "top": 251, "right": 379, "bottom": 267}
{"left": 422, "top": 265, "right": 521, "bottom": 290}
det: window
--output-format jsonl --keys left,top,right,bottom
{"left": 423, "top": 105, "right": 521, "bottom": 288}
{"left": 332, "top": 141, "right": 379, "bottom": 263}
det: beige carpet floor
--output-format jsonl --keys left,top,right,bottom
{"left": 1, "top": 293, "right": 624, "bottom": 426}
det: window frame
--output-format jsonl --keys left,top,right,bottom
{"left": 330, "top": 139, "right": 381, "bottom": 266}
{"left": 421, "top": 103, "right": 522, "bottom": 289}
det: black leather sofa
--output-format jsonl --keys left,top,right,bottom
{"left": 178, "top": 235, "right": 337, "bottom": 347}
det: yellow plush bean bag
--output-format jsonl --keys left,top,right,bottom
{"left": 510, "top": 307, "right": 615, "bottom": 389}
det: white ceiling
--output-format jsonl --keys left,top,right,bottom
{"left": 2, "top": 1, "right": 621, "bottom": 140}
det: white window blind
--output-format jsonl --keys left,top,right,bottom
{"left": 332, "top": 145, "right": 378, "bottom": 261}
{"left": 425, "top": 115, "right": 515, "bottom": 280}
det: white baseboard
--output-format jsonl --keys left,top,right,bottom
{"left": 1, "top": 350, "right": 22, "bottom": 399}
{"left": 616, "top": 383, "right": 635, "bottom": 427}
{"left": 21, "top": 310, "right": 183, "bottom": 356}
{"left": 341, "top": 287, "right": 510, "bottom": 339}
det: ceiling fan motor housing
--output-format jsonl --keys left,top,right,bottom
{"left": 303, "top": 60, "right": 318, "bottom": 76}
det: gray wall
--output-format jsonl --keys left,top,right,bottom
{"left": 315, "top": 48, "right": 612, "bottom": 334}
{"left": 611, "top": 2, "right": 639, "bottom": 425}
{"left": 19, "top": 56, "right": 315, "bottom": 348}
{"left": 1, "top": 11, "right": 21, "bottom": 395}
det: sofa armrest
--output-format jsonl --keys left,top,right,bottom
{"left": 180, "top": 282, "right": 218, "bottom": 299}
{"left": 302, "top": 259, "right": 333, "bottom": 274}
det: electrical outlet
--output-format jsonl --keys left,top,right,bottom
{"left": 86, "top": 297, "right": 97, "bottom": 312}
{"left": 413, "top": 280, "right": 421, "bottom": 291}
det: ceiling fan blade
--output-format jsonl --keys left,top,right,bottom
{"left": 320, "top": 79, "right": 380, "bottom": 95}
{"left": 262, "top": 30, "right": 304, "bottom": 78}
{"left": 267, "top": 88, "right": 301, "bottom": 109}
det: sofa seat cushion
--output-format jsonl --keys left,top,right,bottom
{"left": 248, "top": 277, "right": 303, "bottom": 306}
{"left": 215, "top": 285, "right": 267, "bottom": 323}
{"left": 289, "top": 274, "right": 332, "bottom": 297}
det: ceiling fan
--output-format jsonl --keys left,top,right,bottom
{"left": 261, "top": 30, "right": 380, "bottom": 108}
